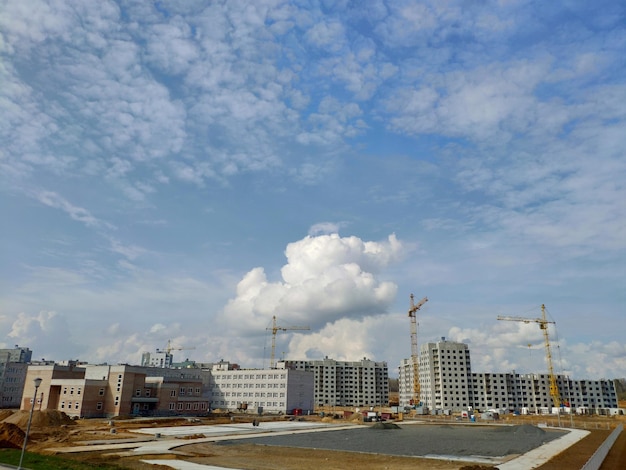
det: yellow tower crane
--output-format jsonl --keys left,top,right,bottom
{"left": 266, "top": 316, "right": 310, "bottom": 369}
{"left": 408, "top": 294, "right": 428, "bottom": 406}
{"left": 160, "top": 339, "right": 196, "bottom": 355}
{"left": 497, "top": 304, "right": 562, "bottom": 408}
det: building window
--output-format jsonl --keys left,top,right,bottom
{"left": 169, "top": 403, "right": 175, "bottom": 410}
{"left": 60, "top": 401, "right": 65, "bottom": 409}
{"left": 170, "top": 390, "right": 176, "bottom": 397}
{"left": 145, "top": 389, "right": 151, "bottom": 397}
{"left": 99, "top": 388, "right": 105, "bottom": 396}
{"left": 96, "top": 402, "right": 103, "bottom": 410}
{"left": 136, "top": 389, "right": 141, "bottom": 397}
{"left": 178, "top": 403, "right": 183, "bottom": 410}
{"left": 180, "top": 388, "right": 185, "bottom": 396}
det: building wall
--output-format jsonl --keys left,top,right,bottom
{"left": 0, "top": 346, "right": 33, "bottom": 409}
{"left": 281, "top": 357, "right": 389, "bottom": 408}
{"left": 22, "top": 363, "right": 210, "bottom": 418}
{"left": 398, "top": 339, "right": 619, "bottom": 413}
{"left": 0, "top": 362, "right": 28, "bottom": 408}
{"left": 209, "top": 364, "right": 314, "bottom": 414}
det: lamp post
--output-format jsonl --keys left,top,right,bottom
{"left": 18, "top": 377, "right": 42, "bottom": 470}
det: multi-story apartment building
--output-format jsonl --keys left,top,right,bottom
{"left": 209, "top": 361, "right": 314, "bottom": 414}
{"left": 0, "top": 345, "right": 32, "bottom": 408}
{"left": 399, "top": 338, "right": 619, "bottom": 413}
{"left": 399, "top": 338, "right": 472, "bottom": 409}
{"left": 471, "top": 373, "right": 618, "bottom": 412}
{"left": 280, "top": 357, "right": 389, "bottom": 408}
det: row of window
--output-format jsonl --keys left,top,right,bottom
{"left": 214, "top": 374, "right": 286, "bottom": 380}
{"left": 167, "top": 402, "right": 208, "bottom": 410}
{"left": 213, "top": 391, "right": 285, "bottom": 398}
{"left": 214, "top": 383, "right": 285, "bottom": 389}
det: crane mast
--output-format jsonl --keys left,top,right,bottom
{"left": 497, "top": 304, "right": 561, "bottom": 408}
{"left": 408, "top": 294, "right": 428, "bottom": 406}
{"left": 266, "top": 316, "right": 310, "bottom": 369}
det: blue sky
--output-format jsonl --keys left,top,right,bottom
{"left": 1, "top": 0, "right": 624, "bottom": 379}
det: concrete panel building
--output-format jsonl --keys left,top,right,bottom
{"left": 209, "top": 361, "right": 314, "bottom": 414}
{"left": 0, "top": 345, "right": 32, "bottom": 408}
{"left": 399, "top": 338, "right": 472, "bottom": 409}
{"left": 399, "top": 338, "right": 619, "bottom": 414}
{"left": 280, "top": 357, "right": 389, "bottom": 408}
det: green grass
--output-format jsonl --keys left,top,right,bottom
{"left": 0, "top": 449, "right": 123, "bottom": 469}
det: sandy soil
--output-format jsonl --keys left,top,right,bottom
{"left": 2, "top": 410, "right": 625, "bottom": 470}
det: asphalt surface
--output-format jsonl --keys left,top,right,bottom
{"left": 215, "top": 423, "right": 566, "bottom": 461}
{"left": 46, "top": 420, "right": 588, "bottom": 469}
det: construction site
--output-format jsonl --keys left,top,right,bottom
{"left": 1, "top": 298, "right": 624, "bottom": 469}
{"left": 0, "top": 406, "right": 625, "bottom": 469}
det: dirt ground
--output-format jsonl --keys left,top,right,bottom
{"left": 2, "top": 410, "right": 625, "bottom": 470}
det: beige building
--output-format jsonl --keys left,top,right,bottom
{"left": 21, "top": 362, "right": 209, "bottom": 418}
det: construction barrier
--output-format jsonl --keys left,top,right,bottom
{"left": 581, "top": 423, "right": 623, "bottom": 470}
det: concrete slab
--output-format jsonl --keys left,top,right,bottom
{"left": 498, "top": 428, "right": 589, "bottom": 470}
{"left": 141, "top": 461, "right": 234, "bottom": 470}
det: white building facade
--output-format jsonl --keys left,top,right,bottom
{"left": 280, "top": 357, "right": 389, "bottom": 408}
{"left": 209, "top": 362, "right": 314, "bottom": 414}
{"left": 399, "top": 339, "right": 619, "bottom": 413}
{"left": 399, "top": 338, "right": 472, "bottom": 410}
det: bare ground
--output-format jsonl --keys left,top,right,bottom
{"left": 3, "top": 410, "right": 625, "bottom": 470}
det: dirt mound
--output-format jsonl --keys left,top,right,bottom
{"left": 0, "top": 422, "right": 25, "bottom": 449}
{"left": 3, "top": 410, "right": 75, "bottom": 428}
{"left": 0, "top": 410, "right": 15, "bottom": 421}
{"left": 371, "top": 422, "right": 400, "bottom": 430}
{"left": 513, "top": 424, "right": 546, "bottom": 435}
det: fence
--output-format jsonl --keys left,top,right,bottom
{"left": 581, "top": 423, "right": 623, "bottom": 470}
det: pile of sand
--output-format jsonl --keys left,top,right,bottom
{"left": 3, "top": 410, "right": 75, "bottom": 428}
{"left": 0, "top": 422, "right": 25, "bottom": 449}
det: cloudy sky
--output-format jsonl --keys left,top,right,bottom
{"left": 1, "top": 0, "right": 624, "bottom": 380}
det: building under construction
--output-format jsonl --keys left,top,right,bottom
{"left": 398, "top": 338, "right": 619, "bottom": 413}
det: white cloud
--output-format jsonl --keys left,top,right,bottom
{"left": 221, "top": 234, "right": 404, "bottom": 334}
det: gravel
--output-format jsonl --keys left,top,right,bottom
{"left": 216, "top": 423, "right": 567, "bottom": 458}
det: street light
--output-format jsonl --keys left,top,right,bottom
{"left": 18, "top": 377, "right": 42, "bottom": 470}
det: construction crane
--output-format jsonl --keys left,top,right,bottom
{"left": 408, "top": 294, "right": 428, "bottom": 406}
{"left": 158, "top": 339, "right": 196, "bottom": 355}
{"left": 266, "top": 316, "right": 310, "bottom": 369}
{"left": 497, "top": 304, "right": 562, "bottom": 407}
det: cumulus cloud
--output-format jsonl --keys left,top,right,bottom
{"left": 446, "top": 322, "right": 626, "bottom": 380}
{"left": 7, "top": 311, "right": 80, "bottom": 360}
{"left": 221, "top": 233, "right": 404, "bottom": 335}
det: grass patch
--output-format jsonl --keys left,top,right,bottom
{"left": 0, "top": 449, "right": 123, "bottom": 469}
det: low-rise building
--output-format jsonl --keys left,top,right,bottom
{"left": 20, "top": 362, "right": 210, "bottom": 418}
{"left": 209, "top": 361, "right": 314, "bottom": 414}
